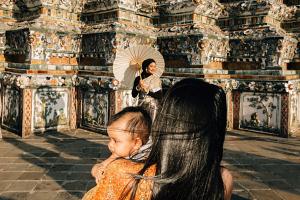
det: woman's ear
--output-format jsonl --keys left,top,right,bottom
{"left": 133, "top": 137, "right": 143, "bottom": 151}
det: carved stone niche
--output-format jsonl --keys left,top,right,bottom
{"left": 81, "top": 0, "right": 118, "bottom": 24}
{"left": 55, "top": 0, "right": 82, "bottom": 11}
{"left": 282, "top": 0, "right": 300, "bottom": 7}
{"left": 287, "top": 41, "right": 300, "bottom": 70}
{"left": 228, "top": 37, "right": 284, "bottom": 69}
{"left": 157, "top": 34, "right": 204, "bottom": 68}
{"left": 199, "top": 38, "right": 229, "bottom": 66}
{"left": 194, "top": 0, "right": 226, "bottom": 19}
{"left": 12, "top": 0, "right": 42, "bottom": 21}
{"left": 278, "top": 37, "right": 298, "bottom": 68}
{"left": 268, "top": 2, "right": 297, "bottom": 21}
{"left": 78, "top": 32, "right": 116, "bottom": 66}
{"left": 136, "top": 0, "right": 156, "bottom": 15}
{"left": 157, "top": 0, "right": 196, "bottom": 15}
{"left": 4, "top": 28, "right": 31, "bottom": 63}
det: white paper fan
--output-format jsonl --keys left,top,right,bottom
{"left": 113, "top": 45, "right": 165, "bottom": 89}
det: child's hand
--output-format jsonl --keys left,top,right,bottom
{"left": 91, "top": 163, "right": 105, "bottom": 184}
{"left": 91, "top": 155, "right": 118, "bottom": 184}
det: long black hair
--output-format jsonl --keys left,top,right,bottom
{"left": 128, "top": 78, "right": 227, "bottom": 200}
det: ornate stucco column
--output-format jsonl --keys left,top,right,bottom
{"left": 22, "top": 88, "right": 33, "bottom": 138}
{"left": 69, "top": 87, "right": 78, "bottom": 130}
{"left": 233, "top": 91, "right": 241, "bottom": 130}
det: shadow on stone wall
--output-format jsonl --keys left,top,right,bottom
{"left": 33, "top": 86, "right": 69, "bottom": 132}
{"left": 0, "top": 85, "right": 21, "bottom": 135}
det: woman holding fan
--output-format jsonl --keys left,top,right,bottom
{"left": 132, "top": 58, "right": 162, "bottom": 120}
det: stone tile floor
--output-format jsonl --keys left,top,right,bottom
{"left": 0, "top": 128, "right": 299, "bottom": 200}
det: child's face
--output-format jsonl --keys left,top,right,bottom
{"left": 107, "top": 114, "right": 142, "bottom": 158}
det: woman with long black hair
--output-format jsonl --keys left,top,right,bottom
{"left": 84, "top": 78, "right": 233, "bottom": 200}
{"left": 129, "top": 78, "right": 233, "bottom": 200}
{"left": 132, "top": 59, "right": 162, "bottom": 120}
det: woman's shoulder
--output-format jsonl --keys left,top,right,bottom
{"left": 221, "top": 167, "right": 233, "bottom": 200}
{"left": 221, "top": 167, "right": 233, "bottom": 184}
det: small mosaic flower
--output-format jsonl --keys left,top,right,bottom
{"left": 284, "top": 81, "right": 294, "bottom": 93}
{"left": 248, "top": 81, "right": 256, "bottom": 91}
{"left": 222, "top": 81, "right": 229, "bottom": 91}
{"left": 57, "top": 77, "right": 65, "bottom": 86}
{"left": 265, "top": 82, "right": 273, "bottom": 92}
{"left": 71, "top": 75, "right": 79, "bottom": 86}
{"left": 231, "top": 80, "right": 238, "bottom": 89}
{"left": 49, "top": 78, "right": 58, "bottom": 86}
{"left": 109, "top": 79, "right": 120, "bottom": 90}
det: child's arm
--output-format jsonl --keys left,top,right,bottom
{"left": 91, "top": 154, "right": 119, "bottom": 184}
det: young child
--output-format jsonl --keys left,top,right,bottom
{"left": 91, "top": 106, "right": 152, "bottom": 183}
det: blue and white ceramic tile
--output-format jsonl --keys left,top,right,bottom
{"left": 239, "top": 92, "right": 281, "bottom": 134}
{"left": 32, "top": 87, "right": 69, "bottom": 131}
{"left": 82, "top": 90, "right": 109, "bottom": 130}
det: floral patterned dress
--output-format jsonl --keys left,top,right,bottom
{"left": 82, "top": 159, "right": 156, "bottom": 200}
